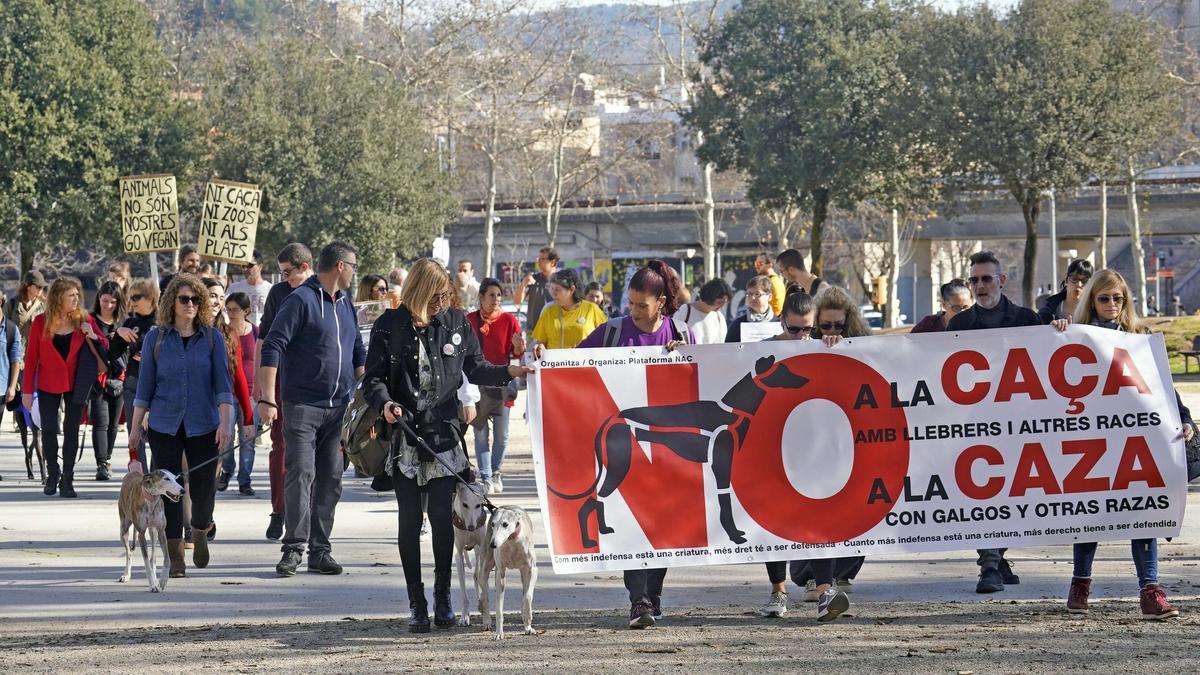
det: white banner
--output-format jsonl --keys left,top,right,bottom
{"left": 528, "top": 325, "right": 1187, "bottom": 574}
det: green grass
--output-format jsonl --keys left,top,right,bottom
{"left": 1145, "top": 316, "right": 1200, "bottom": 378}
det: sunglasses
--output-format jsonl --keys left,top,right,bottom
{"left": 130, "top": 294, "right": 145, "bottom": 302}
{"left": 176, "top": 294, "right": 201, "bottom": 306}
{"left": 429, "top": 291, "right": 453, "bottom": 306}
{"left": 226, "top": 305, "right": 245, "bottom": 313}
{"left": 1097, "top": 294, "right": 1125, "bottom": 305}
{"left": 784, "top": 324, "right": 812, "bottom": 334}
{"left": 819, "top": 321, "right": 845, "bottom": 331}
{"left": 1066, "top": 275, "right": 1091, "bottom": 286}
{"left": 968, "top": 275, "right": 996, "bottom": 285}
{"left": 374, "top": 285, "right": 388, "bottom": 292}
{"left": 243, "top": 262, "right": 258, "bottom": 269}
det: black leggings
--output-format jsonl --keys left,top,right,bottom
{"left": 89, "top": 390, "right": 121, "bottom": 465}
{"left": 148, "top": 425, "right": 218, "bottom": 540}
{"left": 766, "top": 561, "right": 787, "bottom": 585}
{"left": 392, "top": 472, "right": 455, "bottom": 588}
{"left": 37, "top": 391, "right": 85, "bottom": 480}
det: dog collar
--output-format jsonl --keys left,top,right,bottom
{"left": 452, "top": 511, "right": 487, "bottom": 532}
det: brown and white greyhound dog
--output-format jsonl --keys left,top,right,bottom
{"left": 117, "top": 461, "right": 183, "bottom": 592}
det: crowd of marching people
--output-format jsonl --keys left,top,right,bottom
{"left": 1, "top": 241, "right": 1195, "bottom": 630}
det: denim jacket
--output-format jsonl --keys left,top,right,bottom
{"left": 133, "top": 325, "right": 233, "bottom": 437}
{"left": 0, "top": 318, "right": 20, "bottom": 394}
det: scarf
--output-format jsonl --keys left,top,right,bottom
{"left": 747, "top": 307, "right": 775, "bottom": 323}
{"left": 475, "top": 307, "right": 502, "bottom": 336}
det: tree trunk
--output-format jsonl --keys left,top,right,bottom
{"left": 886, "top": 209, "right": 901, "bottom": 328}
{"left": 702, "top": 160, "right": 716, "bottom": 281}
{"left": 1127, "top": 158, "right": 1148, "bottom": 317}
{"left": 19, "top": 227, "right": 34, "bottom": 277}
{"left": 811, "top": 188, "right": 829, "bottom": 277}
{"left": 1098, "top": 179, "right": 1107, "bottom": 270}
{"left": 1018, "top": 188, "right": 1040, "bottom": 308}
{"left": 483, "top": 96, "right": 499, "bottom": 280}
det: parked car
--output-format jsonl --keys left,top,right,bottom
{"left": 861, "top": 305, "right": 907, "bottom": 330}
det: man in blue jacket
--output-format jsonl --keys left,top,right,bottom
{"left": 258, "top": 242, "right": 366, "bottom": 577}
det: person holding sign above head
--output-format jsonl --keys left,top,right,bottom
{"left": 725, "top": 275, "right": 776, "bottom": 343}
{"left": 22, "top": 278, "right": 110, "bottom": 498}
{"left": 257, "top": 243, "right": 314, "bottom": 541}
{"left": 575, "top": 260, "right": 693, "bottom": 629}
{"left": 529, "top": 269, "right": 607, "bottom": 357}
{"left": 1050, "top": 269, "right": 1194, "bottom": 620}
{"left": 160, "top": 244, "right": 202, "bottom": 292}
{"left": 946, "top": 250, "right": 1040, "bottom": 594}
{"left": 228, "top": 250, "right": 273, "bottom": 327}
{"left": 360, "top": 259, "right": 532, "bottom": 633}
{"left": 128, "top": 275, "right": 233, "bottom": 578}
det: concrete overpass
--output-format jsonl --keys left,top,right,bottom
{"left": 448, "top": 188, "right": 1200, "bottom": 320}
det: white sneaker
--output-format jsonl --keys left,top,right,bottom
{"left": 482, "top": 478, "right": 494, "bottom": 495}
{"left": 492, "top": 473, "right": 503, "bottom": 494}
{"left": 759, "top": 591, "right": 788, "bottom": 618}
{"left": 804, "top": 579, "right": 820, "bottom": 602}
{"left": 816, "top": 588, "right": 849, "bottom": 623}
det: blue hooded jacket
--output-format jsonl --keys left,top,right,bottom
{"left": 260, "top": 275, "right": 366, "bottom": 408}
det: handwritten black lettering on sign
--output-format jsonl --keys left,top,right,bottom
{"left": 119, "top": 174, "right": 180, "bottom": 254}
{"left": 198, "top": 179, "right": 261, "bottom": 264}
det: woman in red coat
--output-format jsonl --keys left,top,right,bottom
{"left": 22, "top": 277, "right": 110, "bottom": 498}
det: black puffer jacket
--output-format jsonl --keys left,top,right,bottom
{"left": 362, "top": 305, "right": 511, "bottom": 455}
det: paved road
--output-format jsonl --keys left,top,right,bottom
{"left": 2, "top": 396, "right": 1200, "bottom": 671}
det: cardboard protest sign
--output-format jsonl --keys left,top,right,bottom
{"left": 198, "top": 179, "right": 261, "bottom": 264}
{"left": 119, "top": 174, "right": 179, "bottom": 254}
{"left": 528, "top": 325, "right": 1187, "bottom": 573}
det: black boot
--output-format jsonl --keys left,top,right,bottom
{"left": 433, "top": 578, "right": 456, "bottom": 628}
{"left": 59, "top": 475, "right": 77, "bottom": 498}
{"left": 407, "top": 584, "right": 430, "bottom": 633}
{"left": 44, "top": 466, "right": 60, "bottom": 496}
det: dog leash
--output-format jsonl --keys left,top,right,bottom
{"left": 183, "top": 424, "right": 274, "bottom": 477}
{"left": 394, "top": 416, "right": 498, "bottom": 513}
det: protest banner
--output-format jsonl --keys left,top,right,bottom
{"left": 198, "top": 179, "right": 261, "bottom": 264}
{"left": 527, "top": 325, "right": 1188, "bottom": 574}
{"left": 119, "top": 174, "right": 179, "bottom": 254}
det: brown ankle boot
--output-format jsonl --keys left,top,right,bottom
{"left": 167, "top": 539, "right": 186, "bottom": 578}
{"left": 192, "top": 524, "right": 212, "bottom": 568}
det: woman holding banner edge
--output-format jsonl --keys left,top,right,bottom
{"left": 1051, "top": 269, "right": 1194, "bottom": 620}
{"left": 575, "top": 259, "right": 694, "bottom": 629}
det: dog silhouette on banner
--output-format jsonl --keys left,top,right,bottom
{"left": 548, "top": 355, "right": 809, "bottom": 549}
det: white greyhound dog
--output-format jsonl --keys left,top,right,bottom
{"left": 117, "top": 462, "right": 183, "bottom": 592}
{"left": 477, "top": 505, "right": 538, "bottom": 639}
{"left": 452, "top": 481, "right": 490, "bottom": 626}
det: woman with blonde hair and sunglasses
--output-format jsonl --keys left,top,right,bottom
{"left": 128, "top": 274, "right": 233, "bottom": 578}
{"left": 1050, "top": 269, "right": 1194, "bottom": 620}
{"left": 362, "top": 258, "right": 533, "bottom": 632}
{"left": 21, "top": 277, "right": 109, "bottom": 498}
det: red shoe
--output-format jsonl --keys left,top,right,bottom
{"left": 1066, "top": 577, "right": 1090, "bottom": 614}
{"left": 1140, "top": 584, "right": 1180, "bottom": 620}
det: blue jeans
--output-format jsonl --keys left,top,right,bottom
{"left": 220, "top": 401, "right": 257, "bottom": 488}
{"left": 472, "top": 389, "right": 511, "bottom": 479}
{"left": 1073, "top": 539, "right": 1158, "bottom": 588}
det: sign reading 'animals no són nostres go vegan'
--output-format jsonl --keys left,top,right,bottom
{"left": 198, "top": 179, "right": 261, "bottom": 265}
{"left": 119, "top": 174, "right": 180, "bottom": 254}
{"left": 526, "top": 325, "right": 1188, "bottom": 574}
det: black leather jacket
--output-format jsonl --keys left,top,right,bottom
{"left": 362, "top": 305, "right": 510, "bottom": 455}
